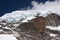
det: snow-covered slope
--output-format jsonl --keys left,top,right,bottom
{"left": 1, "top": 10, "right": 55, "bottom": 23}
{"left": 0, "top": 10, "right": 60, "bottom": 40}
{"left": 46, "top": 25, "right": 60, "bottom": 31}
{"left": 0, "top": 34, "right": 17, "bottom": 40}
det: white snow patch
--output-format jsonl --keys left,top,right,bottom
{"left": 21, "top": 16, "right": 36, "bottom": 22}
{"left": 0, "top": 29, "right": 3, "bottom": 32}
{"left": 13, "top": 24, "right": 19, "bottom": 27}
{"left": 0, "top": 22, "right": 7, "bottom": 26}
{"left": 4, "top": 26, "right": 10, "bottom": 29}
{"left": 0, "top": 34, "right": 17, "bottom": 40}
{"left": 2, "top": 26, "right": 11, "bottom": 31}
{"left": 2, "top": 23, "right": 7, "bottom": 25}
{"left": 46, "top": 25, "right": 60, "bottom": 31}
{"left": 0, "top": 25, "right": 2, "bottom": 27}
{"left": 49, "top": 33, "right": 57, "bottom": 37}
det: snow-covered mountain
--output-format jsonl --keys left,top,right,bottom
{"left": 1, "top": 10, "right": 60, "bottom": 23}
{"left": 0, "top": 10, "right": 60, "bottom": 40}
{"left": 1, "top": 10, "right": 55, "bottom": 23}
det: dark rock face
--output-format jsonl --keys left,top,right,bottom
{"left": 15, "top": 16, "right": 50, "bottom": 40}
{"left": 16, "top": 23, "right": 51, "bottom": 40}
{"left": 16, "top": 13, "right": 60, "bottom": 40}
{"left": 46, "top": 13, "right": 60, "bottom": 26}
{"left": 30, "top": 16, "right": 48, "bottom": 31}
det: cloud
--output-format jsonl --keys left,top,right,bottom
{"left": 31, "top": 0, "right": 60, "bottom": 14}
{"left": 1, "top": 0, "right": 60, "bottom": 23}
{"left": 3, "top": 0, "right": 60, "bottom": 15}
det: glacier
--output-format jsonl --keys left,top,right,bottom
{"left": 1, "top": 10, "right": 57, "bottom": 23}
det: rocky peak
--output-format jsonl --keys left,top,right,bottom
{"left": 29, "top": 16, "right": 48, "bottom": 31}
{"left": 0, "top": 13, "right": 60, "bottom": 40}
{"left": 46, "top": 13, "right": 60, "bottom": 26}
{"left": 16, "top": 14, "right": 60, "bottom": 40}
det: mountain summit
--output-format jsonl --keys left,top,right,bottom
{"left": 0, "top": 10, "right": 60, "bottom": 40}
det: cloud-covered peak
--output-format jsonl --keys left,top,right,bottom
{"left": 1, "top": 10, "right": 49, "bottom": 23}
{"left": 31, "top": 0, "right": 60, "bottom": 14}
{"left": 1, "top": 0, "right": 60, "bottom": 23}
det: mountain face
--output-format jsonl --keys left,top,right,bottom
{"left": 0, "top": 10, "right": 51, "bottom": 23}
{"left": 16, "top": 13, "right": 60, "bottom": 40}
{"left": 0, "top": 12, "right": 60, "bottom": 40}
{"left": 29, "top": 16, "right": 48, "bottom": 31}
{"left": 46, "top": 13, "right": 60, "bottom": 26}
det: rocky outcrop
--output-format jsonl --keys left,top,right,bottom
{"left": 16, "top": 23, "right": 51, "bottom": 40}
{"left": 29, "top": 16, "right": 48, "bottom": 31}
{"left": 16, "top": 13, "right": 60, "bottom": 40}
{"left": 46, "top": 13, "right": 60, "bottom": 26}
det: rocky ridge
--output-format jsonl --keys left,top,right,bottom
{"left": 0, "top": 13, "right": 60, "bottom": 40}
